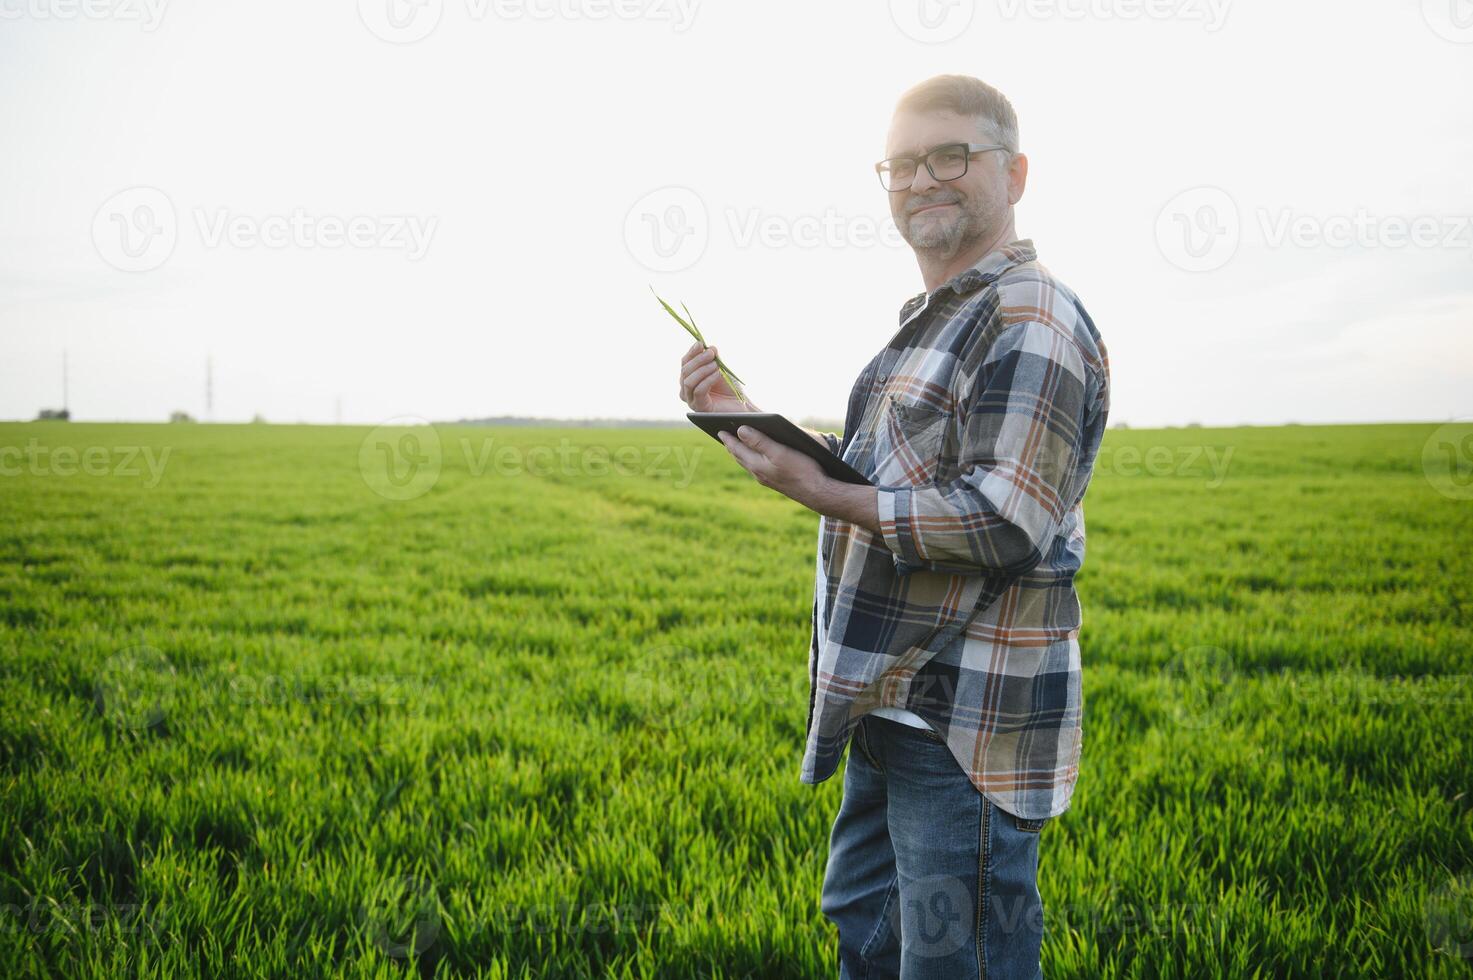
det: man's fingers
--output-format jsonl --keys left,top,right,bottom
{"left": 735, "top": 424, "right": 763, "bottom": 446}
{"left": 680, "top": 343, "right": 714, "bottom": 368}
{"left": 736, "top": 425, "right": 779, "bottom": 453}
{"left": 691, "top": 363, "right": 723, "bottom": 398}
{"left": 680, "top": 360, "right": 719, "bottom": 402}
{"left": 719, "top": 430, "right": 760, "bottom": 468}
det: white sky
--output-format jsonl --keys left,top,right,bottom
{"left": 2, "top": 0, "right": 1470, "bottom": 427}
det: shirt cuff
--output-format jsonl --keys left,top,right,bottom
{"left": 875, "top": 485, "right": 925, "bottom": 575}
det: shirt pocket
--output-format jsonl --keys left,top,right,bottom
{"left": 871, "top": 394, "right": 950, "bottom": 487}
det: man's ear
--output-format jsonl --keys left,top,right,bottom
{"left": 1007, "top": 152, "right": 1029, "bottom": 205}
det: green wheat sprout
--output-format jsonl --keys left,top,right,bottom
{"left": 651, "top": 286, "right": 753, "bottom": 409}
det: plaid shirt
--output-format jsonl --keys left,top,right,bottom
{"left": 801, "top": 239, "right": 1110, "bottom": 821}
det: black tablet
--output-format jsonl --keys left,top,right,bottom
{"left": 686, "top": 412, "right": 872, "bottom": 486}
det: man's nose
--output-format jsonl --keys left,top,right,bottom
{"left": 909, "top": 161, "right": 942, "bottom": 195}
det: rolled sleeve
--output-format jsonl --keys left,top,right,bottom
{"left": 875, "top": 319, "right": 1095, "bottom": 577}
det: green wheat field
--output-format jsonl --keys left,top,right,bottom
{"left": 2, "top": 420, "right": 1471, "bottom": 979}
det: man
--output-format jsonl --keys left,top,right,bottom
{"left": 677, "top": 74, "right": 1109, "bottom": 978}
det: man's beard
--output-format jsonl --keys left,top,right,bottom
{"left": 897, "top": 193, "right": 992, "bottom": 259}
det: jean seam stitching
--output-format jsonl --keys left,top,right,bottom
{"left": 856, "top": 717, "right": 883, "bottom": 773}
{"left": 858, "top": 872, "right": 899, "bottom": 973}
{"left": 978, "top": 796, "right": 990, "bottom": 980}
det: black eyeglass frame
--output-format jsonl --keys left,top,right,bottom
{"left": 874, "top": 142, "right": 1012, "bottom": 192}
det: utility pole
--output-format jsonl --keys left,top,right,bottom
{"left": 206, "top": 356, "right": 214, "bottom": 421}
{"left": 62, "top": 349, "right": 69, "bottom": 415}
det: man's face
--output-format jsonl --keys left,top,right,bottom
{"left": 884, "top": 109, "right": 1023, "bottom": 256}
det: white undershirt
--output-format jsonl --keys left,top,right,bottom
{"left": 869, "top": 705, "right": 934, "bottom": 730}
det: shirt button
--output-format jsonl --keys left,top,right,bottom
{"left": 877, "top": 373, "right": 888, "bottom": 384}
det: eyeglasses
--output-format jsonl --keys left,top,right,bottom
{"left": 875, "top": 142, "right": 1011, "bottom": 192}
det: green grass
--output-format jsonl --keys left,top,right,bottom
{"left": 1, "top": 420, "right": 1470, "bottom": 978}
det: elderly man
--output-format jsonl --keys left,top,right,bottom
{"left": 678, "top": 74, "right": 1110, "bottom": 978}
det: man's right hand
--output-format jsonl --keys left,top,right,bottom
{"left": 679, "top": 341, "right": 757, "bottom": 413}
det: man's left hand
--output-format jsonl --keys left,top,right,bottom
{"left": 717, "top": 425, "right": 882, "bottom": 534}
{"left": 718, "top": 425, "right": 831, "bottom": 509}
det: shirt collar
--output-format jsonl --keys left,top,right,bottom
{"left": 899, "top": 238, "right": 1038, "bottom": 320}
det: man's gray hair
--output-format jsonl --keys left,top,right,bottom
{"left": 894, "top": 75, "right": 1020, "bottom": 155}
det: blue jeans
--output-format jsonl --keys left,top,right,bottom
{"left": 819, "top": 714, "right": 1048, "bottom": 979}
